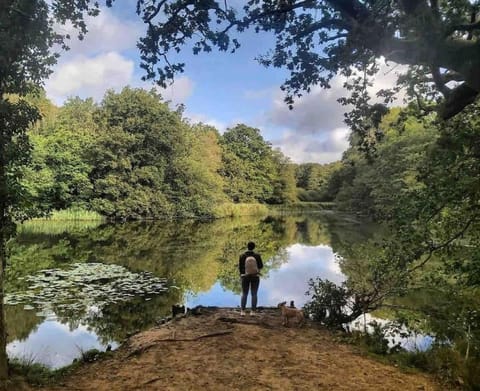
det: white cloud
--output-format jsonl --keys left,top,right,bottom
{"left": 55, "top": 7, "right": 143, "bottom": 55}
{"left": 46, "top": 52, "right": 195, "bottom": 105}
{"left": 46, "top": 52, "right": 135, "bottom": 103}
{"left": 271, "top": 127, "right": 350, "bottom": 164}
{"left": 261, "top": 244, "right": 345, "bottom": 307}
{"left": 259, "top": 59, "right": 408, "bottom": 163}
{"left": 155, "top": 76, "right": 195, "bottom": 106}
{"left": 266, "top": 78, "right": 347, "bottom": 136}
{"left": 266, "top": 60, "right": 407, "bottom": 137}
{"left": 368, "top": 59, "right": 409, "bottom": 103}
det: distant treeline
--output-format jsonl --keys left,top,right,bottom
{"left": 21, "top": 87, "right": 339, "bottom": 220}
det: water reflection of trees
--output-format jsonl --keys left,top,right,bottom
{"left": 5, "top": 305, "right": 41, "bottom": 343}
{"left": 6, "top": 213, "right": 358, "bottom": 345}
{"left": 332, "top": 226, "right": 480, "bottom": 369}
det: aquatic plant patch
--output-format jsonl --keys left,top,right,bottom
{"left": 5, "top": 263, "right": 168, "bottom": 318}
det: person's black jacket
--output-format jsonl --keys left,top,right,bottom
{"left": 238, "top": 251, "right": 263, "bottom": 275}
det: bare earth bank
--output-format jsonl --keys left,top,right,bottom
{"left": 23, "top": 307, "right": 443, "bottom": 391}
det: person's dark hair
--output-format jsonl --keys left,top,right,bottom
{"left": 247, "top": 241, "right": 255, "bottom": 250}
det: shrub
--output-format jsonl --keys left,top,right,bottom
{"left": 304, "top": 278, "right": 354, "bottom": 329}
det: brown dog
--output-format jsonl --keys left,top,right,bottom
{"left": 278, "top": 301, "right": 304, "bottom": 327}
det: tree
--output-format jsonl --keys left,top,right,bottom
{"left": 220, "top": 124, "right": 278, "bottom": 203}
{"left": 295, "top": 161, "right": 342, "bottom": 202}
{"left": 328, "top": 105, "right": 480, "bottom": 357}
{"left": 270, "top": 150, "right": 297, "bottom": 204}
{"left": 0, "top": 1, "right": 108, "bottom": 386}
{"left": 133, "top": 0, "right": 480, "bottom": 124}
{"left": 23, "top": 97, "right": 97, "bottom": 212}
{"left": 175, "top": 123, "right": 227, "bottom": 217}
{"left": 88, "top": 87, "right": 186, "bottom": 219}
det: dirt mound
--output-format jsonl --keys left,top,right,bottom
{"left": 35, "top": 307, "right": 440, "bottom": 390}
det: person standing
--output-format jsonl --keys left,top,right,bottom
{"left": 238, "top": 241, "right": 263, "bottom": 316}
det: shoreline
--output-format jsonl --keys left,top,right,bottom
{"left": 16, "top": 306, "right": 442, "bottom": 391}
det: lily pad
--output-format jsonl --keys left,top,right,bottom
{"left": 6, "top": 262, "right": 169, "bottom": 320}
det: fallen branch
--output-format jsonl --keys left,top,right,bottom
{"left": 142, "top": 376, "right": 161, "bottom": 386}
{"left": 127, "top": 330, "right": 233, "bottom": 358}
{"left": 217, "top": 317, "right": 274, "bottom": 328}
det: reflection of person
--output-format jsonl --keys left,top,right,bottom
{"left": 238, "top": 241, "right": 263, "bottom": 316}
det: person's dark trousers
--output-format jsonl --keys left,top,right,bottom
{"left": 241, "top": 275, "right": 260, "bottom": 310}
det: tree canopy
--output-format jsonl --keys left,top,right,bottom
{"left": 131, "top": 0, "right": 480, "bottom": 124}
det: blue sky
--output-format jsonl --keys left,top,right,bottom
{"left": 45, "top": 3, "right": 402, "bottom": 163}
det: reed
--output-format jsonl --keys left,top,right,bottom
{"left": 17, "top": 208, "right": 105, "bottom": 234}
{"left": 212, "top": 203, "right": 269, "bottom": 218}
{"left": 41, "top": 208, "right": 105, "bottom": 221}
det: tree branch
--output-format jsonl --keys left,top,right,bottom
{"left": 324, "top": 0, "right": 368, "bottom": 25}
{"left": 398, "top": 0, "right": 429, "bottom": 15}
{"left": 143, "top": 0, "right": 168, "bottom": 23}
{"left": 407, "top": 215, "right": 477, "bottom": 274}
{"left": 442, "top": 71, "right": 464, "bottom": 83}
{"left": 294, "top": 19, "right": 350, "bottom": 40}
{"left": 429, "top": 0, "right": 440, "bottom": 20}
{"left": 448, "top": 20, "right": 480, "bottom": 35}
{"left": 438, "top": 82, "right": 479, "bottom": 119}
{"left": 430, "top": 66, "right": 451, "bottom": 97}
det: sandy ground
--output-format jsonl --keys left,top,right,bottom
{"left": 22, "top": 307, "right": 443, "bottom": 391}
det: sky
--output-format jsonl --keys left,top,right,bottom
{"left": 44, "top": 3, "right": 403, "bottom": 164}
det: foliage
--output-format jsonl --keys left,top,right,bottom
{"left": 9, "top": 349, "right": 112, "bottom": 387}
{"left": 24, "top": 97, "right": 97, "bottom": 212}
{"left": 211, "top": 203, "right": 269, "bottom": 218}
{"left": 175, "top": 123, "right": 227, "bottom": 217}
{"left": 329, "top": 104, "right": 479, "bottom": 309}
{"left": 331, "top": 109, "right": 438, "bottom": 218}
{"left": 87, "top": 87, "right": 183, "bottom": 219}
{"left": 295, "top": 161, "right": 342, "bottom": 202}
{"left": 304, "top": 278, "right": 368, "bottom": 329}
{"left": 9, "top": 359, "right": 59, "bottom": 386}
{"left": 132, "top": 0, "right": 480, "bottom": 149}
{"left": 220, "top": 124, "right": 279, "bottom": 203}
{"left": 392, "top": 346, "right": 480, "bottom": 390}
{"left": 31, "top": 208, "right": 104, "bottom": 222}
{"left": 18, "top": 92, "right": 301, "bottom": 220}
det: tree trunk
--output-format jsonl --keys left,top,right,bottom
{"left": 0, "top": 238, "right": 7, "bottom": 390}
{"left": 0, "top": 129, "right": 9, "bottom": 388}
{"left": 465, "top": 323, "right": 471, "bottom": 361}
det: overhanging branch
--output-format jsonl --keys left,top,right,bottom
{"left": 446, "top": 21, "right": 480, "bottom": 37}
{"left": 438, "top": 83, "right": 479, "bottom": 119}
{"left": 431, "top": 66, "right": 451, "bottom": 97}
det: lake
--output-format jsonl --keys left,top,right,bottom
{"left": 5, "top": 211, "right": 424, "bottom": 368}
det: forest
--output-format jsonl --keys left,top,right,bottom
{"left": 1, "top": 0, "right": 480, "bottom": 390}
{"left": 7, "top": 68, "right": 480, "bottom": 391}
{"left": 19, "top": 88, "right": 300, "bottom": 220}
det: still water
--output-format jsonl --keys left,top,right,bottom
{"left": 5, "top": 212, "right": 419, "bottom": 368}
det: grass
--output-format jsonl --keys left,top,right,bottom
{"left": 17, "top": 208, "right": 105, "bottom": 234}
{"left": 9, "top": 357, "right": 64, "bottom": 386}
{"left": 34, "top": 208, "right": 105, "bottom": 221}
{"left": 337, "top": 330, "right": 480, "bottom": 390}
{"left": 211, "top": 201, "right": 335, "bottom": 219}
{"left": 212, "top": 203, "right": 270, "bottom": 218}
{"left": 9, "top": 348, "right": 113, "bottom": 387}
{"left": 280, "top": 201, "right": 335, "bottom": 209}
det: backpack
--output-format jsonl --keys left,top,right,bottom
{"left": 245, "top": 255, "right": 259, "bottom": 275}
